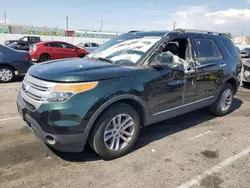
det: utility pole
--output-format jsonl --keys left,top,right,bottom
{"left": 173, "top": 22, "right": 176, "bottom": 30}
{"left": 4, "top": 11, "right": 7, "bottom": 24}
{"left": 66, "top": 16, "right": 69, "bottom": 36}
{"left": 101, "top": 19, "right": 103, "bottom": 32}
{"left": 241, "top": 30, "right": 244, "bottom": 44}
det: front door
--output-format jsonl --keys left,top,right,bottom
{"left": 61, "top": 42, "right": 78, "bottom": 58}
{"left": 192, "top": 38, "right": 225, "bottom": 101}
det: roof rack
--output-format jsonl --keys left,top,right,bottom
{"left": 174, "top": 28, "right": 226, "bottom": 35}
{"left": 128, "top": 30, "right": 141, "bottom": 33}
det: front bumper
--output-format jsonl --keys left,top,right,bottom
{"left": 17, "top": 93, "right": 88, "bottom": 152}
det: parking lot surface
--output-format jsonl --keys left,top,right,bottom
{"left": 0, "top": 78, "right": 250, "bottom": 188}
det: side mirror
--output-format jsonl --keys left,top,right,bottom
{"left": 150, "top": 52, "right": 174, "bottom": 68}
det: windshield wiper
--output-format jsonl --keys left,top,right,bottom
{"left": 91, "top": 57, "right": 114, "bottom": 64}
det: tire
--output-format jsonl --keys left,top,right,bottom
{"left": 0, "top": 66, "right": 15, "bottom": 83}
{"left": 79, "top": 54, "right": 86, "bottom": 58}
{"left": 88, "top": 103, "right": 140, "bottom": 160}
{"left": 209, "top": 83, "right": 234, "bottom": 116}
{"left": 39, "top": 54, "right": 50, "bottom": 62}
{"left": 242, "top": 81, "right": 250, "bottom": 87}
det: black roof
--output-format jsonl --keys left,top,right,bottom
{"left": 126, "top": 29, "right": 227, "bottom": 39}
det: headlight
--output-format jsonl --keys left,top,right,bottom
{"left": 44, "top": 82, "right": 98, "bottom": 102}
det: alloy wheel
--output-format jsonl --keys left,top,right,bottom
{"left": 0, "top": 68, "right": 13, "bottom": 82}
{"left": 104, "top": 114, "right": 135, "bottom": 151}
{"left": 220, "top": 88, "right": 233, "bottom": 111}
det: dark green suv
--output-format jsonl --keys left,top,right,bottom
{"left": 17, "top": 29, "right": 242, "bottom": 160}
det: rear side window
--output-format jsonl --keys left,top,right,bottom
{"left": 30, "top": 37, "right": 39, "bottom": 42}
{"left": 194, "top": 38, "right": 221, "bottom": 58}
{"left": 91, "top": 43, "right": 99, "bottom": 47}
{"left": 221, "top": 39, "right": 239, "bottom": 58}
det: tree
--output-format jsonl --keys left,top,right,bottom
{"left": 225, "top": 32, "right": 232, "bottom": 39}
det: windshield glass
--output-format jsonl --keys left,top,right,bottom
{"left": 87, "top": 34, "right": 162, "bottom": 66}
{"left": 243, "top": 48, "right": 250, "bottom": 51}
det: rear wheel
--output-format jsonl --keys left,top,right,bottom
{"left": 242, "top": 81, "right": 250, "bottom": 87}
{"left": 0, "top": 66, "right": 15, "bottom": 83}
{"left": 88, "top": 103, "right": 140, "bottom": 160}
{"left": 209, "top": 83, "right": 234, "bottom": 116}
{"left": 39, "top": 54, "right": 50, "bottom": 62}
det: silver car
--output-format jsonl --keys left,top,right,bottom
{"left": 78, "top": 42, "right": 100, "bottom": 53}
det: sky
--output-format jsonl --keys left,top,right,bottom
{"left": 0, "top": 0, "right": 250, "bottom": 36}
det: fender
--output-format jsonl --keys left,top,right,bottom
{"left": 81, "top": 94, "right": 148, "bottom": 146}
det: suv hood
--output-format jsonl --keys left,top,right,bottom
{"left": 28, "top": 58, "right": 138, "bottom": 82}
{"left": 5, "top": 40, "right": 19, "bottom": 45}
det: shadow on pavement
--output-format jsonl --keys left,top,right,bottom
{"left": 52, "top": 98, "right": 243, "bottom": 162}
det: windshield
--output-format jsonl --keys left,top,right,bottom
{"left": 242, "top": 48, "right": 250, "bottom": 51}
{"left": 87, "top": 34, "right": 162, "bottom": 66}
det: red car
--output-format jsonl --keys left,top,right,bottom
{"left": 29, "top": 41, "right": 88, "bottom": 62}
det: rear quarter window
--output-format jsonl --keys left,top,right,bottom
{"left": 220, "top": 39, "right": 239, "bottom": 58}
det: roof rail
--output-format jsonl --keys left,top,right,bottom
{"left": 128, "top": 30, "right": 141, "bottom": 33}
{"left": 174, "top": 28, "right": 226, "bottom": 35}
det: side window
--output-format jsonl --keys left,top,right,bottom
{"left": 221, "top": 39, "right": 239, "bottom": 58}
{"left": 48, "top": 42, "right": 61, "bottom": 48}
{"left": 194, "top": 38, "right": 221, "bottom": 59}
{"left": 91, "top": 43, "right": 99, "bottom": 47}
{"left": 21, "top": 37, "right": 28, "bottom": 42}
{"left": 84, "top": 43, "right": 90, "bottom": 47}
{"left": 61, "top": 43, "right": 75, "bottom": 49}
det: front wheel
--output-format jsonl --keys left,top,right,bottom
{"left": 88, "top": 103, "right": 140, "bottom": 160}
{"left": 0, "top": 66, "right": 15, "bottom": 83}
{"left": 79, "top": 54, "right": 86, "bottom": 58}
{"left": 209, "top": 83, "right": 234, "bottom": 116}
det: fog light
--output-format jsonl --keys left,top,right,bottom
{"left": 244, "top": 70, "right": 250, "bottom": 78}
{"left": 45, "top": 135, "right": 56, "bottom": 145}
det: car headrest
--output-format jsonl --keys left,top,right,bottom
{"left": 164, "top": 43, "right": 179, "bottom": 55}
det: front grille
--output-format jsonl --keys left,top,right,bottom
{"left": 21, "top": 74, "right": 56, "bottom": 102}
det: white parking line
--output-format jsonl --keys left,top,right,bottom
{"left": 188, "top": 131, "right": 212, "bottom": 141}
{"left": 177, "top": 146, "right": 250, "bottom": 188}
{"left": 0, "top": 116, "right": 20, "bottom": 122}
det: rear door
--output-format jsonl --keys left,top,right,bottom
{"left": 61, "top": 42, "right": 78, "bottom": 58}
{"left": 192, "top": 37, "right": 225, "bottom": 101}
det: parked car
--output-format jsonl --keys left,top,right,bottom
{"left": 8, "top": 41, "right": 30, "bottom": 51}
{"left": 17, "top": 29, "right": 241, "bottom": 159}
{"left": 0, "top": 44, "right": 32, "bottom": 83}
{"left": 236, "top": 46, "right": 240, "bottom": 54}
{"left": 29, "top": 41, "right": 89, "bottom": 62}
{"left": 5, "top": 36, "right": 41, "bottom": 46}
{"left": 240, "top": 47, "right": 250, "bottom": 58}
{"left": 77, "top": 42, "right": 100, "bottom": 53}
{"left": 242, "top": 59, "right": 250, "bottom": 87}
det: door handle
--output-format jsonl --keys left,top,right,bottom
{"left": 220, "top": 63, "right": 226, "bottom": 67}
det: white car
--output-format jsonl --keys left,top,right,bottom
{"left": 77, "top": 42, "right": 100, "bottom": 53}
